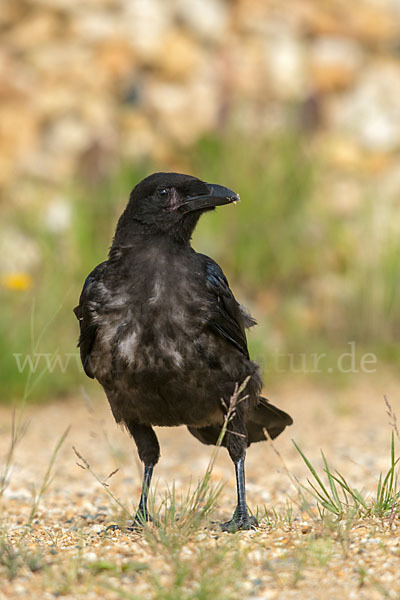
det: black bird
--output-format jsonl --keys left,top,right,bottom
{"left": 74, "top": 172, "right": 292, "bottom": 532}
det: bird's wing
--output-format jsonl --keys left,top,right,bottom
{"left": 201, "top": 256, "right": 254, "bottom": 359}
{"left": 73, "top": 261, "right": 108, "bottom": 378}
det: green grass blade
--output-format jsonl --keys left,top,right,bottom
{"left": 293, "top": 441, "right": 333, "bottom": 503}
{"left": 321, "top": 451, "right": 342, "bottom": 512}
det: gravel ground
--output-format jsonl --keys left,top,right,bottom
{"left": 1, "top": 373, "right": 399, "bottom": 599}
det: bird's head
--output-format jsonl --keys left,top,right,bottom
{"left": 112, "top": 172, "right": 239, "bottom": 245}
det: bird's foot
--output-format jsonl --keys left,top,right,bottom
{"left": 220, "top": 509, "right": 258, "bottom": 533}
{"left": 127, "top": 510, "right": 158, "bottom": 531}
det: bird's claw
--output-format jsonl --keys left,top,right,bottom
{"left": 220, "top": 514, "right": 258, "bottom": 533}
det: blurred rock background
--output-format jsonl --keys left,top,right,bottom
{"left": 1, "top": 0, "right": 400, "bottom": 400}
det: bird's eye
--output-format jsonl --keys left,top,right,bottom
{"left": 157, "top": 188, "right": 169, "bottom": 199}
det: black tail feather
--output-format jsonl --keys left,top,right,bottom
{"left": 187, "top": 396, "right": 292, "bottom": 447}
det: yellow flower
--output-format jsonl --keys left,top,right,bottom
{"left": 1, "top": 272, "right": 33, "bottom": 291}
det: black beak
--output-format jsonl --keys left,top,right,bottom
{"left": 179, "top": 183, "right": 240, "bottom": 214}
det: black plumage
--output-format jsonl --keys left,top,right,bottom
{"left": 74, "top": 172, "right": 292, "bottom": 531}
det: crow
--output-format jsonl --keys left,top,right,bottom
{"left": 74, "top": 172, "right": 292, "bottom": 532}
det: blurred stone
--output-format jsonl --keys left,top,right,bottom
{"left": 0, "top": 0, "right": 27, "bottom": 28}
{"left": 43, "top": 197, "right": 72, "bottom": 233}
{"left": 349, "top": 5, "right": 400, "bottom": 44}
{"left": 231, "top": 37, "right": 268, "bottom": 97}
{"left": 71, "top": 9, "right": 125, "bottom": 42}
{"left": 265, "top": 28, "right": 306, "bottom": 99}
{"left": 330, "top": 61, "right": 400, "bottom": 152}
{"left": 234, "top": 0, "right": 282, "bottom": 36}
{"left": 297, "top": 2, "right": 347, "bottom": 36}
{"left": 363, "top": 152, "right": 395, "bottom": 174}
{"left": 95, "top": 40, "right": 137, "bottom": 83}
{"left": 32, "top": 0, "right": 79, "bottom": 9}
{"left": 323, "top": 136, "right": 364, "bottom": 171}
{"left": 5, "top": 12, "right": 59, "bottom": 50}
{"left": 33, "top": 83, "right": 81, "bottom": 118}
{"left": 29, "top": 44, "right": 92, "bottom": 78}
{"left": 175, "top": 0, "right": 229, "bottom": 41}
{"left": 21, "top": 148, "right": 74, "bottom": 182}
{"left": 120, "top": 110, "right": 158, "bottom": 159}
{"left": 145, "top": 79, "right": 219, "bottom": 145}
{"left": 43, "top": 116, "right": 92, "bottom": 156}
{"left": 122, "top": 0, "right": 172, "bottom": 61}
{"left": 0, "top": 228, "right": 41, "bottom": 273}
{"left": 155, "top": 30, "right": 203, "bottom": 81}
{"left": 0, "top": 103, "right": 39, "bottom": 186}
{"left": 309, "top": 36, "right": 364, "bottom": 92}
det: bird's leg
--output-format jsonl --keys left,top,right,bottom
{"left": 221, "top": 406, "right": 258, "bottom": 533}
{"left": 125, "top": 421, "right": 160, "bottom": 529}
{"left": 221, "top": 453, "right": 258, "bottom": 532}
{"left": 130, "top": 464, "right": 154, "bottom": 527}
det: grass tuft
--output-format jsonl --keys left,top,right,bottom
{"left": 293, "top": 430, "right": 400, "bottom": 521}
